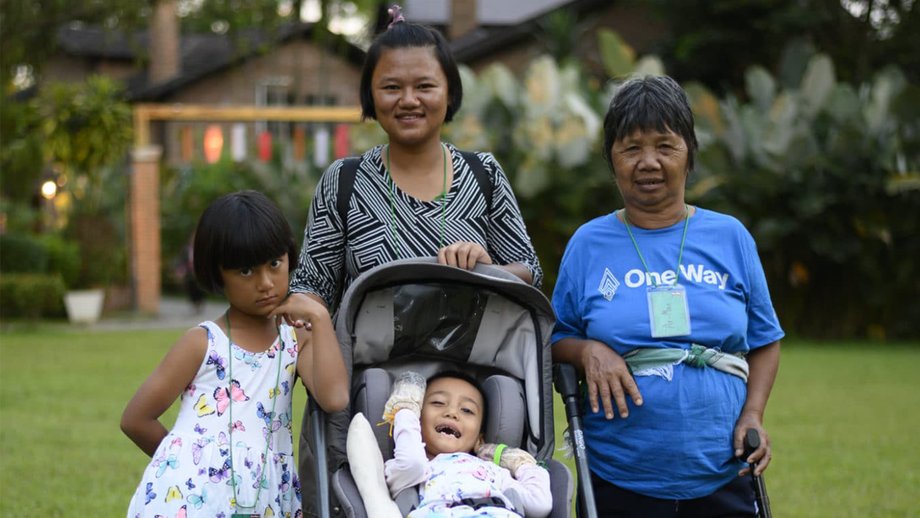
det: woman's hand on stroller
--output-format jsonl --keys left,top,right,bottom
{"left": 438, "top": 241, "right": 493, "bottom": 271}
{"left": 383, "top": 371, "right": 427, "bottom": 420}
{"left": 477, "top": 444, "right": 537, "bottom": 478}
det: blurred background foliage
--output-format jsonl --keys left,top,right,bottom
{"left": 158, "top": 143, "right": 315, "bottom": 294}
{"left": 0, "top": 0, "right": 379, "bottom": 90}
{"left": 1, "top": 1, "right": 918, "bottom": 338}
{"left": 1, "top": 75, "right": 132, "bottom": 318}
{"left": 439, "top": 32, "right": 920, "bottom": 340}
{"left": 647, "top": 0, "right": 920, "bottom": 93}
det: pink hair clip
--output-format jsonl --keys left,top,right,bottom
{"left": 387, "top": 4, "right": 405, "bottom": 29}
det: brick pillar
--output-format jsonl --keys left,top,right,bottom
{"left": 149, "top": 0, "right": 180, "bottom": 85}
{"left": 130, "top": 145, "right": 162, "bottom": 314}
{"left": 449, "top": 0, "right": 478, "bottom": 40}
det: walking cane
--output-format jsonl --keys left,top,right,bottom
{"left": 554, "top": 363, "right": 598, "bottom": 518}
{"left": 742, "top": 428, "right": 773, "bottom": 518}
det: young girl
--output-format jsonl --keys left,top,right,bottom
{"left": 122, "top": 190, "right": 349, "bottom": 517}
{"left": 381, "top": 371, "right": 552, "bottom": 518}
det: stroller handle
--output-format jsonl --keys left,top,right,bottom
{"left": 553, "top": 363, "right": 598, "bottom": 518}
{"left": 554, "top": 362, "right": 581, "bottom": 399}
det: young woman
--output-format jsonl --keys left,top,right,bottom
{"left": 274, "top": 9, "right": 543, "bottom": 514}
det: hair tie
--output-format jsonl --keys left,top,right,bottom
{"left": 387, "top": 4, "right": 405, "bottom": 29}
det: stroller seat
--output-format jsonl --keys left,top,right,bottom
{"left": 333, "top": 367, "right": 574, "bottom": 518}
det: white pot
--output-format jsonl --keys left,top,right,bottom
{"left": 64, "top": 289, "right": 106, "bottom": 324}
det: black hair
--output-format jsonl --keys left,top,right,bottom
{"left": 359, "top": 20, "right": 463, "bottom": 123}
{"left": 602, "top": 75, "right": 699, "bottom": 175}
{"left": 193, "top": 190, "right": 298, "bottom": 294}
{"left": 426, "top": 370, "right": 488, "bottom": 438}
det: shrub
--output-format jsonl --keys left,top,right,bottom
{"left": 0, "top": 233, "right": 49, "bottom": 273}
{"left": 687, "top": 55, "right": 920, "bottom": 339}
{"left": 40, "top": 234, "right": 81, "bottom": 289}
{"left": 0, "top": 273, "right": 66, "bottom": 319}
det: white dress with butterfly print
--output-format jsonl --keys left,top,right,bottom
{"left": 127, "top": 321, "right": 303, "bottom": 518}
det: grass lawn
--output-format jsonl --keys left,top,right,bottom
{"left": 1, "top": 327, "right": 917, "bottom": 517}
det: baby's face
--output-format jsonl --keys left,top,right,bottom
{"left": 420, "top": 377, "right": 484, "bottom": 459}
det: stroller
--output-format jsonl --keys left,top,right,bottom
{"left": 306, "top": 258, "right": 574, "bottom": 518}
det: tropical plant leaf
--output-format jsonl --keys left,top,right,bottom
{"left": 597, "top": 29, "right": 635, "bottom": 79}
{"left": 745, "top": 66, "right": 776, "bottom": 113}
{"left": 801, "top": 54, "right": 836, "bottom": 117}
{"left": 632, "top": 56, "right": 665, "bottom": 78}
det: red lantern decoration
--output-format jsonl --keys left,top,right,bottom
{"left": 203, "top": 125, "right": 224, "bottom": 164}
{"left": 258, "top": 131, "right": 273, "bottom": 163}
{"left": 334, "top": 124, "right": 350, "bottom": 159}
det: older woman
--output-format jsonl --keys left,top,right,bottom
{"left": 551, "top": 76, "right": 782, "bottom": 517}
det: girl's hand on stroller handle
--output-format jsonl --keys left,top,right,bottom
{"left": 270, "top": 292, "right": 328, "bottom": 329}
{"left": 581, "top": 340, "right": 643, "bottom": 420}
{"left": 734, "top": 412, "right": 771, "bottom": 477}
{"left": 438, "top": 241, "right": 493, "bottom": 271}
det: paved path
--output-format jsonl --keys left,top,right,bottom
{"left": 88, "top": 296, "right": 230, "bottom": 331}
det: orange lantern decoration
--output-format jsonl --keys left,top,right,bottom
{"left": 203, "top": 125, "right": 224, "bottom": 164}
{"left": 258, "top": 131, "right": 273, "bottom": 163}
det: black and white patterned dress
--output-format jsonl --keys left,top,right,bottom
{"left": 290, "top": 143, "right": 542, "bottom": 305}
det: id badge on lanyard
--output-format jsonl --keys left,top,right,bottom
{"left": 647, "top": 284, "right": 691, "bottom": 337}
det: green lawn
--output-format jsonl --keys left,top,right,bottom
{"left": 1, "top": 328, "right": 917, "bottom": 517}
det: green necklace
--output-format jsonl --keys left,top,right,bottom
{"left": 622, "top": 205, "right": 691, "bottom": 287}
{"left": 224, "top": 310, "right": 283, "bottom": 512}
{"left": 385, "top": 143, "right": 448, "bottom": 258}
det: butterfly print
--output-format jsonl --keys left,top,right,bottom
{"left": 193, "top": 394, "right": 215, "bottom": 418}
{"left": 191, "top": 438, "right": 211, "bottom": 465}
{"left": 209, "top": 459, "right": 231, "bottom": 483}
{"left": 144, "top": 482, "right": 156, "bottom": 504}
{"left": 206, "top": 351, "right": 227, "bottom": 380}
{"left": 234, "top": 348, "right": 261, "bottom": 370}
{"left": 186, "top": 486, "right": 207, "bottom": 509}
{"left": 154, "top": 505, "right": 187, "bottom": 518}
{"left": 165, "top": 485, "right": 183, "bottom": 502}
{"left": 213, "top": 379, "right": 249, "bottom": 416}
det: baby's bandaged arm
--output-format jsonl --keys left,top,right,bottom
{"left": 383, "top": 409, "right": 428, "bottom": 496}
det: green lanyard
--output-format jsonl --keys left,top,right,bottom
{"left": 385, "top": 143, "right": 447, "bottom": 259}
{"left": 622, "top": 205, "right": 690, "bottom": 287}
{"left": 225, "top": 311, "right": 283, "bottom": 511}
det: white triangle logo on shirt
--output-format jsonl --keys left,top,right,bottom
{"left": 598, "top": 268, "right": 620, "bottom": 301}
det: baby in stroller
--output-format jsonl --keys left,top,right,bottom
{"left": 381, "top": 370, "right": 552, "bottom": 518}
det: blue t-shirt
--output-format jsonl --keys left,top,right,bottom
{"left": 551, "top": 208, "right": 784, "bottom": 499}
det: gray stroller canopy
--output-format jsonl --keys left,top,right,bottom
{"left": 335, "top": 257, "right": 556, "bottom": 459}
